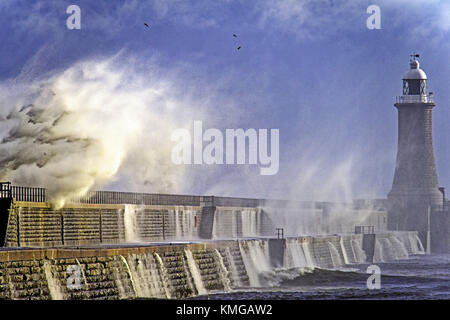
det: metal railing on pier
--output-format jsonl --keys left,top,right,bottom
{"left": 71, "top": 190, "right": 201, "bottom": 206}
{"left": 0, "top": 182, "right": 46, "bottom": 202}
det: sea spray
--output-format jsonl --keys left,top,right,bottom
{"left": 173, "top": 206, "right": 198, "bottom": 240}
{"left": 382, "top": 238, "right": 399, "bottom": 260}
{"left": 175, "top": 208, "right": 181, "bottom": 239}
{"left": 374, "top": 237, "right": 403, "bottom": 262}
{"left": 154, "top": 252, "right": 171, "bottom": 298}
{"left": 374, "top": 239, "right": 385, "bottom": 263}
{"left": 351, "top": 239, "right": 367, "bottom": 263}
{"left": 231, "top": 210, "right": 238, "bottom": 237}
{"left": 75, "top": 258, "right": 88, "bottom": 290}
{"left": 391, "top": 236, "right": 409, "bottom": 259}
{"left": 126, "top": 253, "right": 166, "bottom": 298}
{"left": 213, "top": 209, "right": 261, "bottom": 239}
{"left": 223, "top": 247, "right": 243, "bottom": 287}
{"left": 139, "top": 254, "right": 168, "bottom": 298}
{"left": 43, "top": 260, "right": 66, "bottom": 300}
{"left": 393, "top": 232, "right": 424, "bottom": 256}
{"left": 0, "top": 55, "right": 192, "bottom": 207}
{"left": 285, "top": 238, "right": 308, "bottom": 269}
{"left": 238, "top": 240, "right": 272, "bottom": 287}
{"left": 113, "top": 260, "right": 134, "bottom": 299}
{"left": 184, "top": 249, "right": 207, "bottom": 296}
{"left": 349, "top": 238, "right": 358, "bottom": 263}
{"left": 124, "top": 205, "right": 140, "bottom": 242}
{"left": 240, "top": 209, "right": 260, "bottom": 237}
{"left": 339, "top": 237, "right": 350, "bottom": 265}
{"left": 416, "top": 235, "right": 425, "bottom": 254}
{"left": 126, "top": 255, "right": 150, "bottom": 297}
{"left": 119, "top": 255, "right": 137, "bottom": 297}
{"left": 301, "top": 241, "right": 315, "bottom": 268}
{"left": 186, "top": 208, "right": 200, "bottom": 239}
{"left": 214, "top": 249, "right": 232, "bottom": 292}
{"left": 327, "top": 242, "right": 344, "bottom": 269}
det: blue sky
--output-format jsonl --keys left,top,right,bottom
{"left": 0, "top": 0, "right": 449, "bottom": 202}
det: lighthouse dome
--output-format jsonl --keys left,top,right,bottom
{"left": 403, "top": 59, "right": 427, "bottom": 80}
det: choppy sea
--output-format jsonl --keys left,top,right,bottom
{"left": 193, "top": 254, "right": 450, "bottom": 300}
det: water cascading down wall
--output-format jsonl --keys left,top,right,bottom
{"left": 0, "top": 187, "right": 390, "bottom": 247}
{"left": 0, "top": 195, "right": 275, "bottom": 247}
{"left": 0, "top": 232, "right": 423, "bottom": 300}
{"left": 0, "top": 189, "right": 426, "bottom": 299}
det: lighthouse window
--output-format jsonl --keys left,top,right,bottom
{"left": 420, "top": 80, "right": 426, "bottom": 95}
{"left": 403, "top": 80, "right": 409, "bottom": 95}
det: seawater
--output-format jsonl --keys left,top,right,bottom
{"left": 195, "top": 254, "right": 450, "bottom": 300}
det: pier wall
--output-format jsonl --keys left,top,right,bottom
{"left": 0, "top": 231, "right": 422, "bottom": 300}
{"left": 2, "top": 199, "right": 386, "bottom": 248}
{"left": 1, "top": 201, "right": 275, "bottom": 247}
{"left": 1, "top": 188, "right": 389, "bottom": 248}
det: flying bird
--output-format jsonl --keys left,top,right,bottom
{"left": 144, "top": 23, "right": 150, "bottom": 28}
{"left": 237, "top": 46, "right": 241, "bottom": 50}
{"left": 233, "top": 34, "right": 237, "bottom": 37}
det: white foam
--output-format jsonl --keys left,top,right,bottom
{"left": 239, "top": 239, "right": 272, "bottom": 287}
{"left": 185, "top": 249, "right": 207, "bottom": 296}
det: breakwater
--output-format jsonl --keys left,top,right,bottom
{"left": 0, "top": 197, "right": 387, "bottom": 248}
{"left": 1, "top": 201, "right": 274, "bottom": 247}
{"left": 0, "top": 231, "right": 423, "bottom": 300}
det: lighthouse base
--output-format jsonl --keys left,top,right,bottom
{"left": 387, "top": 191, "right": 449, "bottom": 253}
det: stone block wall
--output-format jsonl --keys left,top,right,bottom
{"left": 18, "top": 205, "right": 63, "bottom": 247}
{"left": 309, "top": 236, "right": 345, "bottom": 269}
{"left": 130, "top": 206, "right": 202, "bottom": 241}
{"left": 216, "top": 245, "right": 250, "bottom": 288}
{"left": 3, "top": 201, "right": 277, "bottom": 247}
{"left": 0, "top": 231, "right": 421, "bottom": 300}
{"left": 3, "top": 202, "right": 208, "bottom": 247}
{"left": 0, "top": 260, "right": 50, "bottom": 300}
{"left": 0, "top": 241, "right": 251, "bottom": 300}
{"left": 212, "top": 207, "right": 274, "bottom": 239}
{"left": 4, "top": 203, "right": 126, "bottom": 247}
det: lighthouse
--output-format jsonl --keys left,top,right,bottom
{"left": 387, "top": 54, "right": 445, "bottom": 249}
